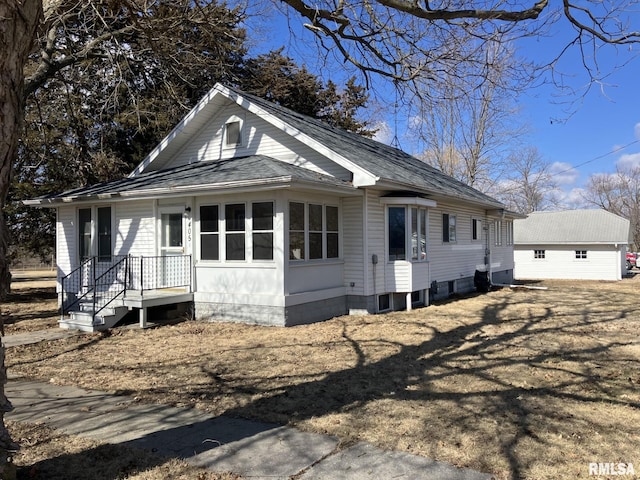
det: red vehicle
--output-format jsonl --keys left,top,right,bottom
{"left": 626, "top": 252, "right": 636, "bottom": 270}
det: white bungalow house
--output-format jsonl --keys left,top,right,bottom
{"left": 26, "top": 83, "right": 520, "bottom": 331}
{"left": 513, "top": 209, "right": 630, "bottom": 281}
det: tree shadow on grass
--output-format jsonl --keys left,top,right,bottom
{"left": 212, "top": 295, "right": 638, "bottom": 479}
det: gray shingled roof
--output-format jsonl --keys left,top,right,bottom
{"left": 227, "top": 86, "right": 503, "bottom": 208}
{"left": 27, "top": 155, "right": 354, "bottom": 204}
{"left": 514, "top": 209, "right": 630, "bottom": 245}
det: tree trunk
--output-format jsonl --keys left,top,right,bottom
{"left": 0, "top": 1, "right": 43, "bottom": 477}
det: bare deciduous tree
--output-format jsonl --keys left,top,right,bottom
{"left": 584, "top": 167, "right": 640, "bottom": 249}
{"left": 493, "top": 146, "right": 559, "bottom": 214}
{"left": 278, "top": 0, "right": 640, "bottom": 85}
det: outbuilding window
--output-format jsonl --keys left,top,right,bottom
{"left": 575, "top": 250, "right": 587, "bottom": 259}
{"left": 534, "top": 249, "right": 546, "bottom": 259}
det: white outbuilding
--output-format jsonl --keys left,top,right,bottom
{"left": 513, "top": 209, "right": 630, "bottom": 281}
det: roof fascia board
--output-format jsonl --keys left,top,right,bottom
{"left": 225, "top": 87, "right": 378, "bottom": 187}
{"left": 24, "top": 177, "right": 358, "bottom": 207}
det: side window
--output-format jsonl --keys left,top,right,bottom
{"left": 472, "top": 218, "right": 481, "bottom": 241}
{"left": 388, "top": 207, "right": 406, "bottom": 261}
{"left": 443, "top": 213, "right": 456, "bottom": 243}
{"left": 494, "top": 220, "right": 503, "bottom": 246}
{"left": 506, "top": 221, "right": 513, "bottom": 245}
{"left": 534, "top": 249, "right": 545, "bottom": 259}
{"left": 200, "top": 205, "right": 219, "bottom": 261}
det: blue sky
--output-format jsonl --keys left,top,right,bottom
{"left": 247, "top": 7, "right": 640, "bottom": 207}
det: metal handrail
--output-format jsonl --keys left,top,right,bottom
{"left": 61, "top": 254, "right": 192, "bottom": 324}
{"left": 60, "top": 257, "right": 94, "bottom": 319}
{"left": 92, "top": 256, "right": 129, "bottom": 324}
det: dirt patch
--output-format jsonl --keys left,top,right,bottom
{"left": 4, "top": 275, "right": 640, "bottom": 479}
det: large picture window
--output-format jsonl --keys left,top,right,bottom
{"left": 288, "top": 202, "right": 339, "bottom": 261}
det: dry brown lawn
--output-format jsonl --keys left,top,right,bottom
{"left": 3, "top": 272, "right": 640, "bottom": 479}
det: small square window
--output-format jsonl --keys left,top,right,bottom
{"left": 534, "top": 250, "right": 546, "bottom": 259}
{"left": 575, "top": 250, "right": 587, "bottom": 259}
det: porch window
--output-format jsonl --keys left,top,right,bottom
{"left": 289, "top": 202, "right": 305, "bottom": 260}
{"left": 252, "top": 202, "right": 273, "bottom": 260}
{"left": 79, "top": 208, "right": 92, "bottom": 261}
{"left": 200, "top": 205, "right": 219, "bottom": 261}
{"left": 97, "top": 207, "right": 112, "bottom": 261}
{"left": 78, "top": 206, "right": 111, "bottom": 261}
{"left": 309, "top": 204, "right": 323, "bottom": 259}
{"left": 288, "top": 202, "right": 339, "bottom": 261}
{"left": 326, "top": 206, "right": 339, "bottom": 258}
{"left": 442, "top": 213, "right": 456, "bottom": 243}
{"left": 225, "top": 204, "right": 245, "bottom": 261}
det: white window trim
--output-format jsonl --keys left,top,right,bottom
{"left": 78, "top": 205, "right": 114, "bottom": 263}
{"left": 288, "top": 202, "right": 340, "bottom": 262}
{"left": 223, "top": 114, "right": 245, "bottom": 148}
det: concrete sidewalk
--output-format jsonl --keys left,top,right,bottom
{"left": 4, "top": 331, "right": 494, "bottom": 479}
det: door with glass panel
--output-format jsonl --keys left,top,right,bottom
{"left": 159, "top": 209, "right": 185, "bottom": 288}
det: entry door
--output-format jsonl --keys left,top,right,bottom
{"left": 159, "top": 210, "right": 185, "bottom": 288}
{"left": 161, "top": 212, "right": 184, "bottom": 256}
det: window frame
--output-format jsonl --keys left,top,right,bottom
{"left": 494, "top": 220, "right": 503, "bottom": 246}
{"left": 506, "top": 221, "right": 514, "bottom": 246}
{"left": 472, "top": 218, "right": 482, "bottom": 242}
{"left": 198, "top": 201, "right": 275, "bottom": 263}
{"left": 534, "top": 249, "right": 546, "bottom": 259}
{"left": 575, "top": 250, "right": 588, "bottom": 259}
{"left": 199, "top": 205, "right": 220, "bottom": 261}
{"left": 78, "top": 206, "right": 112, "bottom": 263}
{"left": 442, "top": 213, "right": 457, "bottom": 243}
{"left": 288, "top": 201, "right": 340, "bottom": 262}
{"left": 223, "top": 115, "right": 244, "bottom": 148}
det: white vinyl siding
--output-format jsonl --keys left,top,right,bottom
{"left": 342, "top": 196, "right": 364, "bottom": 296}
{"left": 115, "top": 201, "right": 156, "bottom": 257}
{"left": 429, "top": 204, "right": 488, "bottom": 283}
{"left": 56, "top": 206, "right": 75, "bottom": 279}
{"left": 159, "top": 103, "right": 352, "bottom": 181}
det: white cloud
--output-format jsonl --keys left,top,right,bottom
{"left": 549, "top": 161, "right": 579, "bottom": 186}
{"left": 372, "top": 121, "right": 393, "bottom": 145}
{"left": 616, "top": 152, "right": 640, "bottom": 170}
